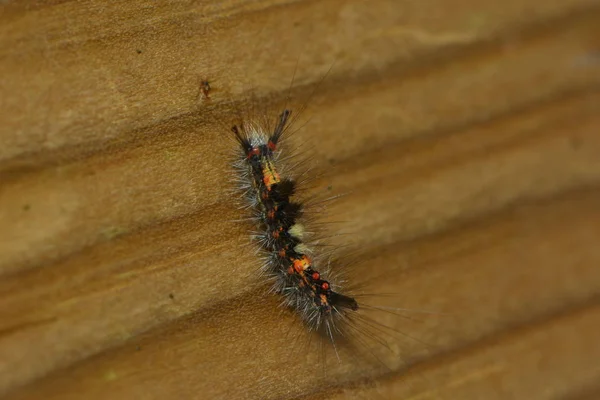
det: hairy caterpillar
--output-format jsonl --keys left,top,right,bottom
{"left": 230, "top": 105, "right": 415, "bottom": 363}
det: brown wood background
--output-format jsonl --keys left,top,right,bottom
{"left": 1, "top": 0, "right": 599, "bottom": 399}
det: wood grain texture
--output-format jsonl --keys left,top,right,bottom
{"left": 1, "top": 0, "right": 599, "bottom": 399}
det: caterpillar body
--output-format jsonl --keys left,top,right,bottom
{"left": 231, "top": 109, "right": 362, "bottom": 348}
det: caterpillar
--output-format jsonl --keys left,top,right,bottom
{"left": 231, "top": 107, "right": 383, "bottom": 359}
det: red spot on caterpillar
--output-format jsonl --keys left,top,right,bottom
{"left": 321, "top": 282, "right": 330, "bottom": 291}
{"left": 287, "top": 267, "right": 294, "bottom": 275}
{"left": 312, "top": 272, "right": 320, "bottom": 280}
{"left": 247, "top": 148, "right": 260, "bottom": 159}
{"left": 267, "top": 141, "right": 277, "bottom": 151}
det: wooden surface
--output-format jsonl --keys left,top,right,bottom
{"left": 1, "top": 0, "right": 600, "bottom": 399}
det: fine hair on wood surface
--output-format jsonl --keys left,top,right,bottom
{"left": 1, "top": 0, "right": 599, "bottom": 399}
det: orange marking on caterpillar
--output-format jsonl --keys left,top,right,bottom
{"left": 262, "top": 170, "right": 280, "bottom": 188}
{"left": 320, "top": 294, "right": 330, "bottom": 308}
{"left": 272, "top": 227, "right": 283, "bottom": 239}
{"left": 293, "top": 256, "right": 311, "bottom": 274}
{"left": 261, "top": 159, "right": 281, "bottom": 190}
